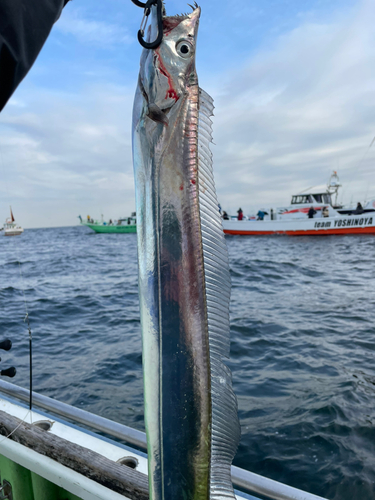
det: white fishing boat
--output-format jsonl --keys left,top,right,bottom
{"left": 223, "top": 172, "right": 375, "bottom": 236}
{"left": 3, "top": 207, "right": 24, "bottom": 236}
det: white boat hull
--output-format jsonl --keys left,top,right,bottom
{"left": 4, "top": 227, "right": 24, "bottom": 236}
{"left": 223, "top": 214, "right": 375, "bottom": 236}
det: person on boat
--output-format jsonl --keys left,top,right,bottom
{"left": 322, "top": 206, "right": 329, "bottom": 217}
{"left": 257, "top": 210, "right": 265, "bottom": 220}
{"left": 109, "top": 219, "right": 113, "bottom": 225}
{"left": 355, "top": 202, "right": 364, "bottom": 214}
{"left": 237, "top": 208, "right": 243, "bottom": 221}
{"left": 308, "top": 207, "right": 316, "bottom": 219}
{"left": 222, "top": 211, "right": 229, "bottom": 220}
{"left": 87, "top": 215, "right": 90, "bottom": 222}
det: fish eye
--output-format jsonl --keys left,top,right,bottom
{"left": 176, "top": 40, "right": 193, "bottom": 58}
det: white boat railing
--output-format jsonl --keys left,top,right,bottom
{"left": 0, "top": 380, "right": 328, "bottom": 500}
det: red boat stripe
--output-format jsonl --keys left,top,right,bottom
{"left": 224, "top": 226, "right": 375, "bottom": 236}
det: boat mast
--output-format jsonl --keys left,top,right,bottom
{"left": 327, "top": 171, "right": 341, "bottom": 207}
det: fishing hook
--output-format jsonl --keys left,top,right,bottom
{"left": 131, "top": 0, "right": 163, "bottom": 49}
{"left": 131, "top": 0, "right": 147, "bottom": 7}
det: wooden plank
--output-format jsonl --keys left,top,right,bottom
{"left": 0, "top": 410, "right": 149, "bottom": 500}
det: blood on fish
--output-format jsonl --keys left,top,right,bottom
{"left": 155, "top": 49, "right": 179, "bottom": 102}
{"left": 167, "top": 89, "right": 179, "bottom": 100}
{"left": 179, "top": 184, "right": 184, "bottom": 190}
{"left": 163, "top": 18, "right": 181, "bottom": 33}
{"left": 191, "top": 179, "right": 196, "bottom": 185}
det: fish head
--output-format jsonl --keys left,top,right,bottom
{"left": 139, "top": 5, "right": 201, "bottom": 125}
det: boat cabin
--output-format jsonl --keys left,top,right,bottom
{"left": 291, "top": 191, "right": 332, "bottom": 206}
{"left": 274, "top": 185, "right": 337, "bottom": 220}
{"left": 118, "top": 215, "right": 136, "bottom": 226}
{"left": 3, "top": 218, "right": 23, "bottom": 236}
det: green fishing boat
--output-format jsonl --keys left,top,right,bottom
{"left": 79, "top": 215, "right": 136, "bottom": 234}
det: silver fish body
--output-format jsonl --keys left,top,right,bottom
{"left": 132, "top": 5, "right": 240, "bottom": 499}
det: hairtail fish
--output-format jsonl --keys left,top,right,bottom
{"left": 132, "top": 4, "right": 240, "bottom": 499}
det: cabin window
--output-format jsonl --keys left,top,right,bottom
{"left": 323, "top": 194, "right": 331, "bottom": 204}
{"left": 313, "top": 194, "right": 322, "bottom": 202}
{"left": 292, "top": 195, "right": 312, "bottom": 204}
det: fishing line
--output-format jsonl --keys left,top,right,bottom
{"left": 355, "top": 137, "right": 374, "bottom": 171}
{"left": 0, "top": 138, "right": 33, "bottom": 418}
{"left": 12, "top": 226, "right": 33, "bottom": 411}
{"left": 17, "top": 265, "right": 33, "bottom": 412}
{"left": 9, "top": 208, "right": 34, "bottom": 412}
{"left": 0, "top": 410, "right": 31, "bottom": 444}
{"left": 354, "top": 135, "right": 375, "bottom": 202}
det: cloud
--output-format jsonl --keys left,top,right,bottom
{"left": 0, "top": 84, "right": 135, "bottom": 227}
{"left": 0, "top": 0, "right": 374, "bottom": 227}
{"left": 56, "top": 7, "right": 131, "bottom": 47}
{"left": 6, "top": 98, "right": 26, "bottom": 108}
{"left": 209, "top": 0, "right": 375, "bottom": 215}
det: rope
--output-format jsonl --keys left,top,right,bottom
{"left": 0, "top": 410, "right": 31, "bottom": 444}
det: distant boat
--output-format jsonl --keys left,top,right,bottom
{"left": 3, "top": 207, "right": 23, "bottom": 236}
{"left": 79, "top": 214, "right": 136, "bottom": 234}
{"left": 222, "top": 172, "right": 375, "bottom": 236}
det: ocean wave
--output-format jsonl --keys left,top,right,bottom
{"left": 1, "top": 227, "right": 375, "bottom": 499}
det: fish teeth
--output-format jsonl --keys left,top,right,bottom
{"left": 188, "top": 2, "right": 199, "bottom": 10}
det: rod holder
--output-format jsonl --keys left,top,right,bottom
{"left": 0, "top": 340, "right": 12, "bottom": 351}
{"left": 0, "top": 367, "right": 16, "bottom": 378}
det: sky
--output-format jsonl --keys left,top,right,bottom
{"left": 1, "top": 0, "right": 375, "bottom": 227}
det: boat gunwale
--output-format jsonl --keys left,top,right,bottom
{"left": 0, "top": 380, "right": 328, "bottom": 500}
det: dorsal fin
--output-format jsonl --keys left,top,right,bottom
{"left": 197, "top": 87, "right": 241, "bottom": 499}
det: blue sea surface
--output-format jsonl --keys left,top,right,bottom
{"left": 1, "top": 226, "right": 375, "bottom": 499}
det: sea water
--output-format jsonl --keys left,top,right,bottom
{"left": 1, "top": 226, "right": 375, "bottom": 500}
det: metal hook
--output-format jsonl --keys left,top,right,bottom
{"left": 139, "top": 11, "right": 148, "bottom": 36}
{"left": 131, "top": 0, "right": 164, "bottom": 49}
{"left": 131, "top": 0, "right": 147, "bottom": 7}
